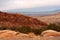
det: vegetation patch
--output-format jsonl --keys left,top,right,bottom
{"left": 0, "top": 24, "right": 60, "bottom": 35}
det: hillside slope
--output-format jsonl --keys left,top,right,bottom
{"left": 34, "top": 12, "right": 60, "bottom": 24}
{"left": 0, "top": 11, "right": 47, "bottom": 29}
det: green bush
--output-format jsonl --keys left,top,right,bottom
{"left": 32, "top": 26, "right": 48, "bottom": 35}
{"left": 17, "top": 25, "right": 32, "bottom": 34}
{"left": 32, "top": 24, "right": 60, "bottom": 35}
{"left": 47, "top": 24, "right": 60, "bottom": 32}
{"left": 32, "top": 28, "right": 41, "bottom": 35}
{"left": 0, "top": 26, "right": 7, "bottom": 30}
{"left": 9, "top": 26, "right": 17, "bottom": 31}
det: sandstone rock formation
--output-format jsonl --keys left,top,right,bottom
{"left": 0, "top": 30, "right": 59, "bottom": 40}
{"left": 0, "top": 30, "right": 20, "bottom": 38}
{"left": 0, "top": 30, "right": 36, "bottom": 38}
{"left": 41, "top": 30, "right": 60, "bottom": 37}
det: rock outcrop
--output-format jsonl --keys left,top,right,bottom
{"left": 41, "top": 30, "right": 60, "bottom": 37}
{"left": 0, "top": 11, "right": 47, "bottom": 29}
{"left": 0, "top": 30, "right": 36, "bottom": 38}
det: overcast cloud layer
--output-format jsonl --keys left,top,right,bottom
{"left": 0, "top": 0, "right": 60, "bottom": 11}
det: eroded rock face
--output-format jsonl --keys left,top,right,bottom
{"left": 0, "top": 11, "right": 47, "bottom": 29}
{"left": 41, "top": 30, "right": 60, "bottom": 37}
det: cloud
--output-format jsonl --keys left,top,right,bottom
{"left": 0, "top": 0, "right": 60, "bottom": 11}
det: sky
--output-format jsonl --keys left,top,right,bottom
{"left": 0, "top": 0, "right": 60, "bottom": 12}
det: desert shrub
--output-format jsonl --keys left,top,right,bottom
{"left": 31, "top": 23, "right": 60, "bottom": 35}
{"left": 8, "top": 26, "right": 17, "bottom": 31}
{"left": 0, "top": 23, "right": 60, "bottom": 35}
{"left": 0, "top": 26, "right": 18, "bottom": 31}
{"left": 37, "top": 24, "right": 60, "bottom": 34}
{"left": 0, "top": 26, "right": 7, "bottom": 30}
{"left": 17, "top": 25, "right": 32, "bottom": 34}
{"left": 32, "top": 26, "right": 48, "bottom": 35}
{"left": 47, "top": 24, "right": 60, "bottom": 32}
{"left": 32, "top": 28, "right": 41, "bottom": 35}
